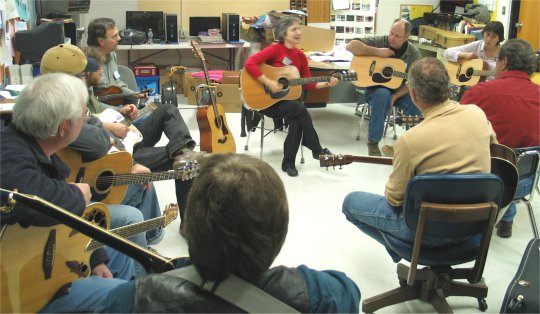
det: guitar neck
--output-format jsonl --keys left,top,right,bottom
{"left": 289, "top": 76, "right": 332, "bottom": 86}
{"left": 0, "top": 190, "right": 176, "bottom": 273}
{"left": 349, "top": 155, "right": 393, "bottom": 165}
{"left": 111, "top": 169, "right": 195, "bottom": 186}
{"left": 472, "top": 70, "right": 496, "bottom": 77}
{"left": 87, "top": 215, "right": 167, "bottom": 250}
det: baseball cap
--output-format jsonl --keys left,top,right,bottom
{"left": 40, "top": 44, "right": 87, "bottom": 76}
{"left": 85, "top": 57, "right": 100, "bottom": 73}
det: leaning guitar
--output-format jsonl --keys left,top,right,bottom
{"left": 319, "top": 143, "right": 518, "bottom": 208}
{"left": 57, "top": 148, "right": 199, "bottom": 204}
{"left": 446, "top": 59, "right": 495, "bottom": 86}
{"left": 191, "top": 40, "right": 236, "bottom": 153}
{"left": 349, "top": 56, "right": 408, "bottom": 89}
{"left": 241, "top": 64, "right": 357, "bottom": 110}
{"left": 0, "top": 197, "right": 181, "bottom": 313}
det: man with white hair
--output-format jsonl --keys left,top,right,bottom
{"left": 0, "top": 74, "right": 129, "bottom": 312}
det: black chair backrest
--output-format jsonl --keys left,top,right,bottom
{"left": 15, "top": 22, "right": 64, "bottom": 63}
{"left": 403, "top": 173, "right": 504, "bottom": 237}
{"left": 514, "top": 146, "right": 540, "bottom": 179}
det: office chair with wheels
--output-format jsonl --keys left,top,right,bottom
{"left": 362, "top": 173, "right": 504, "bottom": 313}
{"left": 512, "top": 146, "right": 540, "bottom": 238}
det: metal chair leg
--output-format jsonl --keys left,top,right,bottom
{"left": 356, "top": 103, "right": 368, "bottom": 141}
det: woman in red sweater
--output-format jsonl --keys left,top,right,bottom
{"left": 244, "top": 16, "right": 338, "bottom": 177}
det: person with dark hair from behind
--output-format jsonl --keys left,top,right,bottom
{"left": 86, "top": 18, "right": 204, "bottom": 226}
{"left": 460, "top": 39, "right": 540, "bottom": 238}
{"left": 97, "top": 153, "right": 361, "bottom": 313}
{"left": 444, "top": 21, "right": 505, "bottom": 82}
{"left": 243, "top": 16, "right": 337, "bottom": 177}
{"left": 343, "top": 57, "right": 497, "bottom": 259}
{"left": 346, "top": 18, "right": 422, "bottom": 157}
{"left": 0, "top": 73, "right": 130, "bottom": 312}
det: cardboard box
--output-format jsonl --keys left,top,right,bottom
{"left": 297, "top": 26, "right": 335, "bottom": 53}
{"left": 215, "top": 83, "right": 242, "bottom": 113}
{"left": 221, "top": 71, "right": 241, "bottom": 84}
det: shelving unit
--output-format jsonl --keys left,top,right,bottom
{"left": 290, "top": 0, "right": 330, "bottom": 24}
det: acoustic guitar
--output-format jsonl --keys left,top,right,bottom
{"left": 349, "top": 56, "right": 408, "bottom": 89}
{"left": 0, "top": 200, "right": 179, "bottom": 313}
{"left": 56, "top": 148, "right": 199, "bottom": 204}
{"left": 240, "top": 64, "right": 357, "bottom": 110}
{"left": 446, "top": 59, "right": 495, "bottom": 86}
{"left": 319, "top": 143, "right": 518, "bottom": 208}
{"left": 191, "top": 40, "right": 236, "bottom": 153}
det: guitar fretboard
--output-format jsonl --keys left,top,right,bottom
{"left": 87, "top": 215, "right": 168, "bottom": 250}
{"left": 96, "top": 169, "right": 197, "bottom": 186}
{"left": 289, "top": 74, "right": 355, "bottom": 86}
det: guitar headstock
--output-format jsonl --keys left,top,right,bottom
{"left": 176, "top": 162, "right": 200, "bottom": 181}
{"left": 319, "top": 154, "right": 353, "bottom": 169}
{"left": 163, "top": 203, "right": 179, "bottom": 226}
{"left": 335, "top": 71, "right": 357, "bottom": 82}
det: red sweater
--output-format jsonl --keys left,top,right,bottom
{"left": 244, "top": 43, "right": 317, "bottom": 90}
{"left": 461, "top": 70, "right": 540, "bottom": 148}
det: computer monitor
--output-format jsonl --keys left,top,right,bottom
{"left": 15, "top": 22, "right": 65, "bottom": 63}
{"left": 189, "top": 16, "right": 221, "bottom": 37}
{"left": 126, "top": 11, "right": 164, "bottom": 42}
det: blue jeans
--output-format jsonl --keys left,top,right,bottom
{"left": 122, "top": 184, "right": 163, "bottom": 244}
{"left": 364, "top": 87, "right": 421, "bottom": 142}
{"left": 106, "top": 204, "right": 147, "bottom": 278}
{"left": 342, "top": 191, "right": 467, "bottom": 260}
{"left": 39, "top": 276, "right": 126, "bottom": 313}
{"left": 501, "top": 175, "right": 536, "bottom": 222}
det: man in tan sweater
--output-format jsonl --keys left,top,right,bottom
{"left": 342, "top": 57, "right": 497, "bottom": 255}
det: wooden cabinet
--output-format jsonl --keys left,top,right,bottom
{"left": 290, "top": 0, "right": 330, "bottom": 23}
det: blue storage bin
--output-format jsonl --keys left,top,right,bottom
{"left": 135, "top": 75, "right": 159, "bottom": 95}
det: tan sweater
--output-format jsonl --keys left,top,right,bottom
{"left": 385, "top": 100, "right": 498, "bottom": 206}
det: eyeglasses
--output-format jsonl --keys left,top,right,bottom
{"left": 107, "top": 33, "right": 120, "bottom": 40}
{"left": 82, "top": 108, "right": 91, "bottom": 121}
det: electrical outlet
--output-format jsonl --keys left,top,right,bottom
{"left": 502, "top": 6, "right": 506, "bottom": 15}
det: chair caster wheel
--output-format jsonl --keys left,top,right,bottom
{"left": 478, "top": 298, "right": 488, "bottom": 312}
{"left": 356, "top": 136, "right": 360, "bottom": 140}
{"left": 393, "top": 135, "right": 397, "bottom": 140}
{"left": 244, "top": 145, "right": 248, "bottom": 151}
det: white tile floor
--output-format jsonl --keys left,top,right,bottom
{"left": 152, "top": 99, "right": 538, "bottom": 313}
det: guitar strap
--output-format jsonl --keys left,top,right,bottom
{"left": 164, "top": 265, "right": 300, "bottom": 313}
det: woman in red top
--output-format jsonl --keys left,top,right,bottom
{"left": 244, "top": 17, "right": 338, "bottom": 177}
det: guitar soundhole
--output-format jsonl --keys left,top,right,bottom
{"left": 277, "top": 77, "right": 290, "bottom": 89}
{"left": 381, "top": 66, "right": 394, "bottom": 79}
{"left": 85, "top": 209, "right": 108, "bottom": 228}
{"left": 95, "top": 170, "right": 114, "bottom": 193}
{"left": 464, "top": 67, "right": 474, "bottom": 78}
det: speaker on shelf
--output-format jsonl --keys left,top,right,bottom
{"left": 222, "top": 13, "right": 240, "bottom": 43}
{"left": 165, "top": 13, "right": 178, "bottom": 43}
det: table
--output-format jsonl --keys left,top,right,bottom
{"left": 305, "top": 60, "right": 350, "bottom": 107}
{"left": 118, "top": 41, "right": 251, "bottom": 70}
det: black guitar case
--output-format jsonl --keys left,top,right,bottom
{"left": 501, "top": 238, "right": 539, "bottom": 313}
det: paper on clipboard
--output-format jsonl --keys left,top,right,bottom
{"left": 332, "top": 0, "right": 350, "bottom": 10}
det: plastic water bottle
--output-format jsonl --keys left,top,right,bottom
{"left": 147, "top": 28, "right": 154, "bottom": 44}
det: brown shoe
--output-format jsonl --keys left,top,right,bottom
{"left": 367, "top": 140, "right": 381, "bottom": 156}
{"left": 496, "top": 220, "right": 513, "bottom": 238}
{"left": 382, "top": 145, "right": 394, "bottom": 157}
{"left": 173, "top": 151, "right": 206, "bottom": 170}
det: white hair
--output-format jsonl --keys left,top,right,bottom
{"left": 13, "top": 73, "right": 88, "bottom": 139}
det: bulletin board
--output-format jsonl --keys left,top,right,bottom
{"left": 330, "top": 0, "right": 377, "bottom": 46}
{"left": 400, "top": 5, "right": 433, "bottom": 20}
